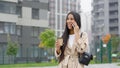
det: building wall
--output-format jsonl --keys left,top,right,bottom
{"left": 118, "top": 0, "right": 120, "bottom": 35}
{"left": 17, "top": 7, "right": 48, "bottom": 27}
{"left": 0, "top": 0, "right": 49, "bottom": 64}
{"left": 92, "top": 0, "right": 120, "bottom": 55}
{"left": 92, "top": 0, "right": 120, "bottom": 38}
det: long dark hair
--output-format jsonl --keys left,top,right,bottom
{"left": 59, "top": 11, "right": 81, "bottom": 62}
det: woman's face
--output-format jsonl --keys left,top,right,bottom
{"left": 66, "top": 14, "right": 75, "bottom": 29}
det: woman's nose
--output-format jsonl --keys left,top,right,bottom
{"left": 67, "top": 20, "right": 72, "bottom": 23}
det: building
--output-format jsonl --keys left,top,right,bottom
{"left": 92, "top": 0, "right": 120, "bottom": 54}
{"left": 49, "top": 0, "right": 81, "bottom": 37}
{"left": 0, "top": 0, "right": 48, "bottom": 64}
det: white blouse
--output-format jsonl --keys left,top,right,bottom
{"left": 68, "top": 34, "right": 75, "bottom": 48}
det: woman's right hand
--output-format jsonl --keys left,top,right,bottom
{"left": 55, "top": 40, "right": 61, "bottom": 54}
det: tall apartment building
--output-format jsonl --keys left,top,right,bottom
{"left": 49, "top": 0, "right": 81, "bottom": 37}
{"left": 92, "top": 0, "right": 120, "bottom": 53}
{"left": 0, "top": 0, "right": 48, "bottom": 64}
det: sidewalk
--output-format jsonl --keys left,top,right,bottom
{"left": 85, "top": 63, "right": 120, "bottom": 68}
{"left": 26, "top": 63, "right": 120, "bottom": 68}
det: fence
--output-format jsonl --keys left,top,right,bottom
{"left": 0, "top": 46, "right": 54, "bottom": 64}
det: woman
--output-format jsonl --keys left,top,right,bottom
{"left": 55, "top": 11, "right": 88, "bottom": 68}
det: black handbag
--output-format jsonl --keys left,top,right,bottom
{"left": 78, "top": 32, "right": 93, "bottom": 65}
{"left": 78, "top": 52, "right": 93, "bottom": 65}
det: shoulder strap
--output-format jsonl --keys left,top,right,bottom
{"left": 78, "top": 32, "right": 83, "bottom": 55}
{"left": 80, "top": 32, "right": 83, "bottom": 38}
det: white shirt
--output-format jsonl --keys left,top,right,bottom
{"left": 68, "top": 34, "right": 75, "bottom": 48}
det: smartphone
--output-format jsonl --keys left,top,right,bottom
{"left": 72, "top": 24, "right": 75, "bottom": 29}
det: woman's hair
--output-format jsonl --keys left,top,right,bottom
{"left": 59, "top": 11, "right": 81, "bottom": 62}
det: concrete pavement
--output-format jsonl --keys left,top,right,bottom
{"left": 84, "top": 63, "right": 120, "bottom": 68}
{"left": 26, "top": 63, "right": 120, "bottom": 68}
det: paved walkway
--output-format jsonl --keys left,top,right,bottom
{"left": 84, "top": 63, "right": 120, "bottom": 68}
{"left": 26, "top": 63, "right": 120, "bottom": 68}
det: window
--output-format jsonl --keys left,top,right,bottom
{"left": 31, "top": 44, "right": 39, "bottom": 57}
{"left": 33, "top": 0, "right": 40, "bottom": 2}
{"left": 110, "top": 27, "right": 118, "bottom": 31}
{"left": 0, "top": 2, "right": 16, "bottom": 14}
{"left": 0, "top": 3, "right": 4, "bottom": 12}
{"left": 109, "top": 10, "right": 118, "bottom": 15}
{"left": 57, "top": 15, "right": 60, "bottom": 29}
{"left": 16, "top": 44, "right": 23, "bottom": 57}
{"left": 0, "top": 22, "right": 4, "bottom": 33}
{"left": 16, "top": 25, "right": 22, "bottom": 36}
{"left": 10, "top": 24, "right": 15, "bottom": 34}
{"left": 34, "top": 45, "right": 39, "bottom": 57}
{"left": 31, "top": 27, "right": 39, "bottom": 37}
{"left": 109, "top": 18, "right": 118, "bottom": 22}
{"left": 4, "top": 23, "right": 9, "bottom": 33}
{"left": 0, "top": 22, "right": 16, "bottom": 34}
{"left": 16, "top": 6, "right": 22, "bottom": 18}
{"left": 32, "top": 8, "right": 39, "bottom": 19}
{"left": 62, "top": 16, "right": 66, "bottom": 30}
{"left": 57, "top": 0, "right": 60, "bottom": 13}
{"left": 109, "top": 2, "right": 118, "bottom": 7}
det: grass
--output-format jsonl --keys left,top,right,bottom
{"left": 0, "top": 62, "right": 58, "bottom": 68}
{"left": 90, "top": 60, "right": 96, "bottom": 64}
{"left": 118, "top": 64, "right": 120, "bottom": 66}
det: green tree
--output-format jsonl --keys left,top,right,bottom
{"left": 6, "top": 41, "right": 18, "bottom": 56}
{"left": 6, "top": 34, "right": 18, "bottom": 63}
{"left": 39, "top": 29, "right": 56, "bottom": 48}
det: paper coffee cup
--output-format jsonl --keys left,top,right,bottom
{"left": 57, "top": 37, "right": 63, "bottom": 46}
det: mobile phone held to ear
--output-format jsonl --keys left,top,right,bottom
{"left": 72, "top": 24, "right": 75, "bottom": 28}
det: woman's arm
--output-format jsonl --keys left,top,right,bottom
{"left": 55, "top": 48, "right": 61, "bottom": 58}
{"left": 75, "top": 32, "right": 88, "bottom": 53}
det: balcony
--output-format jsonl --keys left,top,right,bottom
{"left": 0, "top": 13, "right": 18, "bottom": 22}
{"left": 109, "top": 0, "right": 118, "bottom": 3}
{"left": 0, "top": 0, "right": 18, "bottom": 3}
{"left": 110, "top": 30, "right": 118, "bottom": 35}
{"left": 109, "top": 23, "right": 118, "bottom": 27}
{"left": 109, "top": 15, "right": 118, "bottom": 19}
{"left": 109, "top": 7, "right": 118, "bottom": 11}
{"left": 18, "top": 18, "right": 48, "bottom": 28}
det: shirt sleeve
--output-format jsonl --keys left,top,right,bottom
{"left": 75, "top": 32, "right": 89, "bottom": 53}
{"left": 55, "top": 48, "right": 61, "bottom": 58}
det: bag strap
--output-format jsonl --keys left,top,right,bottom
{"left": 80, "top": 32, "right": 83, "bottom": 38}
{"left": 78, "top": 32, "right": 83, "bottom": 55}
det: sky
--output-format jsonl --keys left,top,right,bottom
{"left": 80, "top": 0, "right": 93, "bottom": 12}
{"left": 80, "top": 0, "right": 93, "bottom": 41}
{"left": 80, "top": 0, "right": 92, "bottom": 31}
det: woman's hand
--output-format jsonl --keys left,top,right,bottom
{"left": 72, "top": 21, "right": 80, "bottom": 41}
{"left": 55, "top": 40, "right": 61, "bottom": 54}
